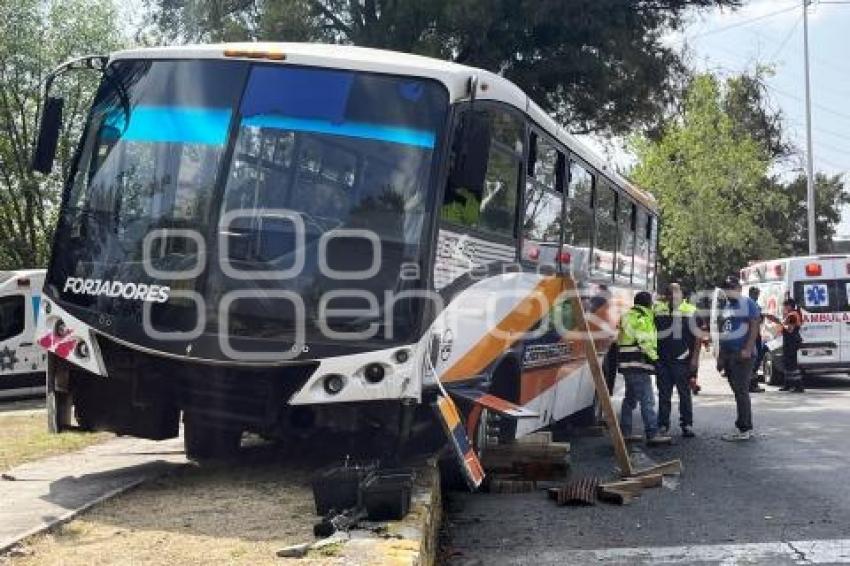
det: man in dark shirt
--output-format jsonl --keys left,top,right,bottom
{"left": 654, "top": 283, "right": 700, "bottom": 438}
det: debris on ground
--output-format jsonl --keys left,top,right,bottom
{"left": 548, "top": 477, "right": 599, "bottom": 506}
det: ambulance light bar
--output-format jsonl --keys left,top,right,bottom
{"left": 805, "top": 263, "right": 822, "bottom": 276}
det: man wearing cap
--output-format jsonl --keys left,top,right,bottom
{"left": 717, "top": 276, "right": 761, "bottom": 441}
{"left": 654, "top": 283, "right": 700, "bottom": 438}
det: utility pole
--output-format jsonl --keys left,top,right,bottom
{"left": 803, "top": 0, "right": 817, "bottom": 255}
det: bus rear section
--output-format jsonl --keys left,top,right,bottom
{"left": 0, "top": 270, "right": 46, "bottom": 398}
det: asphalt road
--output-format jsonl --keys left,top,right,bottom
{"left": 444, "top": 360, "right": 850, "bottom": 565}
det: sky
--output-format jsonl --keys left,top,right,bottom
{"left": 585, "top": 0, "right": 850, "bottom": 237}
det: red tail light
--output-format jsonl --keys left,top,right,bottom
{"left": 805, "top": 263, "right": 822, "bottom": 276}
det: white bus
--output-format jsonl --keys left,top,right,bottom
{"left": 742, "top": 255, "right": 850, "bottom": 384}
{"left": 0, "top": 270, "right": 46, "bottom": 398}
{"left": 31, "top": 43, "right": 658, "bottom": 458}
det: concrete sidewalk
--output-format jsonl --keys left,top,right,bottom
{"left": 0, "top": 436, "right": 187, "bottom": 553}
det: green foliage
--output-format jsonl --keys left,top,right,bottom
{"left": 632, "top": 74, "right": 774, "bottom": 290}
{"left": 763, "top": 173, "right": 850, "bottom": 255}
{"left": 0, "top": 0, "right": 123, "bottom": 269}
{"left": 441, "top": 188, "right": 480, "bottom": 226}
{"left": 633, "top": 73, "right": 848, "bottom": 290}
{"left": 141, "top": 0, "right": 739, "bottom": 137}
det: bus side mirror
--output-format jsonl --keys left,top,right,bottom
{"left": 447, "top": 111, "right": 491, "bottom": 200}
{"left": 31, "top": 96, "right": 64, "bottom": 174}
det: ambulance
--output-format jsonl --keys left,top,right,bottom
{"left": 741, "top": 255, "right": 850, "bottom": 385}
{"left": 0, "top": 270, "right": 46, "bottom": 398}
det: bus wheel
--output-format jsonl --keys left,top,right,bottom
{"left": 764, "top": 352, "right": 785, "bottom": 386}
{"left": 183, "top": 414, "right": 242, "bottom": 461}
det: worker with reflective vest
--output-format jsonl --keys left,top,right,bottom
{"left": 654, "top": 283, "right": 700, "bottom": 438}
{"left": 617, "top": 291, "right": 672, "bottom": 445}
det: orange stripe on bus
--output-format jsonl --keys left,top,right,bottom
{"left": 519, "top": 358, "right": 586, "bottom": 404}
{"left": 441, "top": 277, "right": 564, "bottom": 383}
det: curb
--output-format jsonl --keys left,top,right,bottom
{"left": 0, "top": 476, "right": 148, "bottom": 555}
{"left": 334, "top": 458, "right": 442, "bottom": 566}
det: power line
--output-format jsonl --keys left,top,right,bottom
{"left": 768, "top": 13, "right": 803, "bottom": 61}
{"left": 766, "top": 83, "right": 850, "bottom": 122}
{"left": 788, "top": 118, "right": 850, "bottom": 144}
{"left": 676, "top": 4, "right": 800, "bottom": 42}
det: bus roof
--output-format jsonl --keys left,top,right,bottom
{"left": 110, "top": 42, "right": 657, "bottom": 212}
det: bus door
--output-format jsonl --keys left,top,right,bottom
{"left": 794, "top": 280, "right": 841, "bottom": 367}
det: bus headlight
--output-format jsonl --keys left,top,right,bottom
{"left": 75, "top": 341, "right": 90, "bottom": 359}
{"left": 394, "top": 349, "right": 410, "bottom": 364}
{"left": 323, "top": 374, "right": 346, "bottom": 395}
{"left": 364, "top": 363, "right": 386, "bottom": 384}
{"left": 54, "top": 319, "right": 69, "bottom": 337}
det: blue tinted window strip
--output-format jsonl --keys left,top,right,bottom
{"left": 241, "top": 115, "right": 435, "bottom": 149}
{"left": 104, "top": 107, "right": 233, "bottom": 145}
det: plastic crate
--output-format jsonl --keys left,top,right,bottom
{"left": 311, "top": 462, "right": 376, "bottom": 516}
{"left": 361, "top": 470, "right": 414, "bottom": 521}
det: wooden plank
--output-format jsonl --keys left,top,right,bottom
{"left": 598, "top": 479, "right": 644, "bottom": 495}
{"left": 597, "top": 485, "right": 637, "bottom": 505}
{"left": 629, "top": 473, "right": 663, "bottom": 488}
{"left": 632, "top": 459, "right": 682, "bottom": 478}
{"left": 563, "top": 278, "right": 633, "bottom": 477}
{"left": 516, "top": 432, "right": 553, "bottom": 445}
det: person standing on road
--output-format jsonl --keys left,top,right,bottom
{"left": 617, "top": 291, "right": 672, "bottom": 446}
{"left": 654, "top": 283, "right": 700, "bottom": 438}
{"left": 766, "top": 298, "right": 804, "bottom": 393}
{"left": 717, "top": 276, "right": 761, "bottom": 441}
{"left": 747, "top": 287, "right": 767, "bottom": 394}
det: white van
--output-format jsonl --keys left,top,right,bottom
{"left": 741, "top": 255, "right": 850, "bottom": 384}
{"left": 0, "top": 270, "right": 46, "bottom": 398}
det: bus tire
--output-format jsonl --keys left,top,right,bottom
{"left": 764, "top": 352, "right": 785, "bottom": 386}
{"left": 46, "top": 357, "right": 72, "bottom": 434}
{"left": 183, "top": 414, "right": 242, "bottom": 461}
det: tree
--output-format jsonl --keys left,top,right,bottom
{"left": 764, "top": 173, "right": 849, "bottom": 255}
{"left": 0, "top": 0, "right": 123, "bottom": 269}
{"left": 142, "top": 0, "right": 739, "bottom": 136}
{"left": 631, "top": 74, "right": 776, "bottom": 290}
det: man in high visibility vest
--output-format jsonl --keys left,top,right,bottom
{"left": 617, "top": 291, "right": 672, "bottom": 445}
{"left": 654, "top": 283, "right": 700, "bottom": 438}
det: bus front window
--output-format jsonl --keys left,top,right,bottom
{"left": 48, "top": 58, "right": 447, "bottom": 360}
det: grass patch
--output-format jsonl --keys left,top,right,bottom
{"left": 0, "top": 412, "right": 111, "bottom": 472}
{"left": 7, "top": 445, "right": 321, "bottom": 565}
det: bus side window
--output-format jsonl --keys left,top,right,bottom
{"left": 616, "top": 198, "right": 636, "bottom": 285}
{"left": 633, "top": 209, "right": 649, "bottom": 288}
{"left": 592, "top": 182, "right": 617, "bottom": 281}
{"left": 647, "top": 215, "right": 658, "bottom": 290}
{"left": 522, "top": 133, "right": 562, "bottom": 265}
{"left": 564, "top": 160, "right": 594, "bottom": 256}
{"left": 0, "top": 295, "right": 25, "bottom": 342}
{"left": 442, "top": 105, "right": 523, "bottom": 239}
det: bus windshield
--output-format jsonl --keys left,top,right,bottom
{"left": 48, "top": 58, "right": 448, "bottom": 361}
